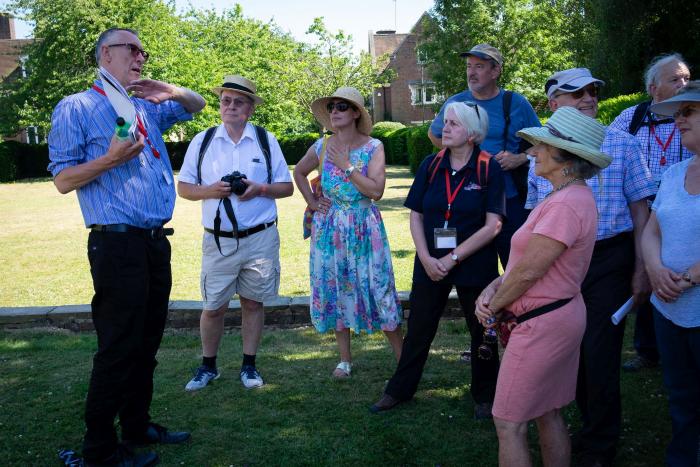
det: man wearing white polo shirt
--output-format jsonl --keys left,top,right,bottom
{"left": 178, "top": 75, "right": 293, "bottom": 391}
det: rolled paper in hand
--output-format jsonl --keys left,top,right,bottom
{"left": 611, "top": 297, "right": 634, "bottom": 325}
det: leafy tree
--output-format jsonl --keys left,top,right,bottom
{"left": 418, "top": 0, "right": 583, "bottom": 107}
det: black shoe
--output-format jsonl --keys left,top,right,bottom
{"left": 124, "top": 422, "right": 190, "bottom": 447}
{"left": 84, "top": 444, "right": 159, "bottom": 467}
{"left": 474, "top": 402, "right": 493, "bottom": 420}
{"left": 369, "top": 393, "right": 404, "bottom": 413}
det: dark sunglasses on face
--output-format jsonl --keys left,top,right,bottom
{"left": 107, "top": 43, "right": 149, "bottom": 62}
{"left": 326, "top": 101, "right": 354, "bottom": 113}
{"left": 673, "top": 105, "right": 698, "bottom": 119}
{"left": 220, "top": 96, "right": 252, "bottom": 108}
{"left": 558, "top": 85, "right": 598, "bottom": 100}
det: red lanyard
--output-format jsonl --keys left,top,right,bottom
{"left": 650, "top": 124, "right": 675, "bottom": 166}
{"left": 91, "top": 84, "right": 161, "bottom": 158}
{"left": 444, "top": 169, "right": 467, "bottom": 225}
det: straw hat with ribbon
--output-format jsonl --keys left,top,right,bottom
{"left": 211, "top": 75, "right": 264, "bottom": 105}
{"left": 517, "top": 106, "right": 612, "bottom": 169}
{"left": 310, "top": 87, "right": 373, "bottom": 135}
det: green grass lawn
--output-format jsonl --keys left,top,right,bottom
{"left": 0, "top": 166, "right": 414, "bottom": 307}
{"left": 1, "top": 317, "right": 669, "bottom": 466}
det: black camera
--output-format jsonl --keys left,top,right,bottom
{"left": 221, "top": 171, "right": 248, "bottom": 196}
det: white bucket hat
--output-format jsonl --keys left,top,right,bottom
{"left": 310, "top": 87, "right": 373, "bottom": 135}
{"left": 517, "top": 106, "right": 612, "bottom": 168}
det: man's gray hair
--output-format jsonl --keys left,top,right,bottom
{"left": 644, "top": 53, "right": 688, "bottom": 95}
{"left": 95, "top": 28, "right": 139, "bottom": 64}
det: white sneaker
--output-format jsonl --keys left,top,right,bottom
{"left": 240, "top": 365, "right": 264, "bottom": 389}
{"left": 185, "top": 365, "right": 220, "bottom": 391}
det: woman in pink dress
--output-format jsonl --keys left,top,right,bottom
{"left": 475, "top": 107, "right": 612, "bottom": 467}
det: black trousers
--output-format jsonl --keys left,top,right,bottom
{"left": 385, "top": 282, "right": 499, "bottom": 404}
{"left": 82, "top": 231, "right": 171, "bottom": 462}
{"left": 495, "top": 195, "right": 530, "bottom": 268}
{"left": 576, "top": 233, "right": 634, "bottom": 459}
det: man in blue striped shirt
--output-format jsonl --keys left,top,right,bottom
{"left": 48, "top": 27, "right": 205, "bottom": 467}
{"left": 526, "top": 68, "right": 655, "bottom": 467}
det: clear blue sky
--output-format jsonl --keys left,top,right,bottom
{"left": 3, "top": 0, "right": 435, "bottom": 54}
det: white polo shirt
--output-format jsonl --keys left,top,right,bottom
{"left": 179, "top": 123, "right": 291, "bottom": 230}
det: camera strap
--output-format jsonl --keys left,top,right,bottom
{"left": 213, "top": 198, "right": 239, "bottom": 256}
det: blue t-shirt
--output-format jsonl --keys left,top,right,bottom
{"left": 404, "top": 147, "right": 506, "bottom": 287}
{"left": 650, "top": 159, "right": 700, "bottom": 328}
{"left": 430, "top": 89, "right": 541, "bottom": 198}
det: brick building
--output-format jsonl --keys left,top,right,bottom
{"left": 0, "top": 13, "right": 36, "bottom": 143}
{"left": 368, "top": 13, "right": 438, "bottom": 125}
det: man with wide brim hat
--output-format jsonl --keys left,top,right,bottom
{"left": 211, "top": 75, "right": 264, "bottom": 105}
{"left": 526, "top": 67, "right": 656, "bottom": 467}
{"left": 178, "top": 73, "right": 293, "bottom": 393}
{"left": 310, "top": 87, "right": 373, "bottom": 135}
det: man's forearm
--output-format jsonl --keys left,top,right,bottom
{"left": 260, "top": 182, "right": 293, "bottom": 199}
{"left": 172, "top": 87, "right": 206, "bottom": 114}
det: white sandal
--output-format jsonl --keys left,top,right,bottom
{"left": 332, "top": 361, "right": 352, "bottom": 378}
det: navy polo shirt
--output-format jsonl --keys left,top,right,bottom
{"left": 405, "top": 146, "right": 506, "bottom": 287}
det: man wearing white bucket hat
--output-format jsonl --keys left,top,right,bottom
{"left": 527, "top": 67, "right": 656, "bottom": 467}
{"left": 178, "top": 75, "right": 293, "bottom": 392}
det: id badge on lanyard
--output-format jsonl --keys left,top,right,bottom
{"left": 433, "top": 169, "right": 465, "bottom": 250}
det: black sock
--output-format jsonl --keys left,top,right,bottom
{"left": 242, "top": 354, "right": 256, "bottom": 368}
{"left": 202, "top": 356, "right": 217, "bottom": 370}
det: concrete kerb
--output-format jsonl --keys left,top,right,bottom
{"left": 0, "top": 290, "right": 465, "bottom": 332}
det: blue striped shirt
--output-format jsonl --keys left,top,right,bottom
{"left": 48, "top": 80, "right": 192, "bottom": 228}
{"left": 526, "top": 127, "right": 656, "bottom": 240}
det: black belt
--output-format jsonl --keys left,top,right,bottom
{"left": 90, "top": 224, "right": 174, "bottom": 240}
{"left": 205, "top": 220, "right": 275, "bottom": 239}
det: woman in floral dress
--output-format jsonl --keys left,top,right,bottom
{"left": 293, "top": 87, "right": 403, "bottom": 378}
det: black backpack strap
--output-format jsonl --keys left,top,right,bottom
{"left": 501, "top": 90, "right": 513, "bottom": 152}
{"left": 254, "top": 125, "right": 272, "bottom": 184}
{"left": 629, "top": 101, "right": 652, "bottom": 136}
{"left": 197, "top": 126, "right": 218, "bottom": 185}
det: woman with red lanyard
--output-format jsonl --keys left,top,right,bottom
{"left": 371, "top": 102, "right": 506, "bottom": 418}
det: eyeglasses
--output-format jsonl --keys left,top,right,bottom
{"left": 555, "top": 85, "right": 598, "bottom": 100}
{"left": 107, "top": 43, "right": 149, "bottom": 62}
{"left": 673, "top": 105, "right": 698, "bottom": 119}
{"left": 220, "top": 96, "right": 252, "bottom": 108}
{"left": 326, "top": 101, "right": 354, "bottom": 113}
{"left": 465, "top": 102, "right": 481, "bottom": 121}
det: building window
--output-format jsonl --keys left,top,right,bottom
{"left": 409, "top": 84, "right": 438, "bottom": 105}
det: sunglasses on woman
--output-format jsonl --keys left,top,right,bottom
{"left": 107, "top": 43, "right": 150, "bottom": 62}
{"left": 326, "top": 101, "right": 355, "bottom": 113}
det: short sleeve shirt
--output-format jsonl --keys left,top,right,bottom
{"left": 405, "top": 146, "right": 506, "bottom": 286}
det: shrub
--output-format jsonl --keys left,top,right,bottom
{"left": 371, "top": 121, "right": 405, "bottom": 136}
{"left": 278, "top": 132, "right": 320, "bottom": 165}
{"left": 407, "top": 124, "right": 437, "bottom": 174}
{"left": 0, "top": 142, "right": 18, "bottom": 182}
{"left": 597, "top": 92, "right": 647, "bottom": 125}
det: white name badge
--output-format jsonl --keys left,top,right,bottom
{"left": 434, "top": 228, "right": 457, "bottom": 249}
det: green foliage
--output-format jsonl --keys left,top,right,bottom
{"left": 407, "top": 124, "right": 437, "bottom": 174}
{"left": 419, "top": 0, "right": 582, "bottom": 108}
{"left": 0, "top": 142, "right": 18, "bottom": 182}
{"left": 371, "top": 121, "right": 405, "bottom": 135}
{"left": 597, "top": 93, "right": 648, "bottom": 125}
{"left": 277, "top": 132, "right": 320, "bottom": 165}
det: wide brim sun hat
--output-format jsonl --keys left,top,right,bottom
{"left": 211, "top": 75, "right": 264, "bottom": 105}
{"left": 517, "top": 106, "right": 612, "bottom": 169}
{"left": 649, "top": 86, "right": 700, "bottom": 116}
{"left": 310, "top": 87, "right": 373, "bottom": 136}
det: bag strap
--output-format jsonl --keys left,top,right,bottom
{"left": 501, "top": 90, "right": 513, "bottom": 152}
{"left": 427, "top": 148, "right": 448, "bottom": 184}
{"left": 629, "top": 100, "right": 652, "bottom": 136}
{"left": 254, "top": 125, "right": 272, "bottom": 184}
{"left": 196, "top": 126, "right": 218, "bottom": 185}
{"left": 516, "top": 297, "right": 574, "bottom": 324}
{"left": 318, "top": 135, "right": 330, "bottom": 175}
{"left": 476, "top": 150, "right": 491, "bottom": 187}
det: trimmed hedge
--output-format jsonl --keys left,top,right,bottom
{"left": 407, "top": 124, "right": 438, "bottom": 174}
{"left": 277, "top": 132, "right": 320, "bottom": 165}
{"left": 597, "top": 92, "right": 647, "bottom": 125}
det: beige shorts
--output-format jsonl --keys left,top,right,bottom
{"left": 200, "top": 224, "right": 280, "bottom": 311}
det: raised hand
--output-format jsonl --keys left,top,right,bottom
{"left": 127, "top": 79, "right": 177, "bottom": 104}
